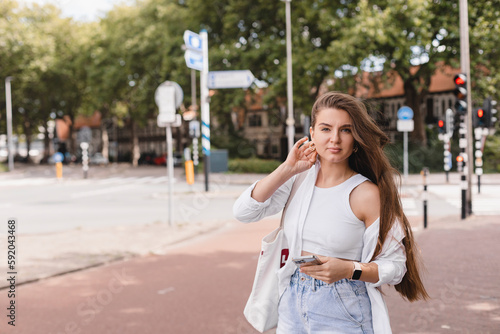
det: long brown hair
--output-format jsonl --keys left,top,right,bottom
{"left": 311, "top": 91, "right": 429, "bottom": 302}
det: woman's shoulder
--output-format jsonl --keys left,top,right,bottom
{"left": 350, "top": 177, "right": 380, "bottom": 226}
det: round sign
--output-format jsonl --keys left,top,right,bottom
{"left": 397, "top": 106, "right": 414, "bottom": 120}
{"left": 53, "top": 152, "right": 64, "bottom": 163}
{"left": 155, "top": 81, "right": 183, "bottom": 110}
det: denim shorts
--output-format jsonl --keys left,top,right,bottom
{"left": 277, "top": 269, "right": 373, "bottom": 334}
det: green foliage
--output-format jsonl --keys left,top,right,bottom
{"left": 228, "top": 158, "right": 281, "bottom": 174}
{"left": 384, "top": 128, "right": 458, "bottom": 174}
{"left": 483, "top": 130, "right": 500, "bottom": 173}
{"left": 2, "top": 0, "right": 500, "bottom": 161}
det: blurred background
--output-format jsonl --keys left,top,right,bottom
{"left": 1, "top": 0, "right": 499, "bottom": 173}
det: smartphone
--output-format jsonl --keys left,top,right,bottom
{"left": 292, "top": 255, "right": 322, "bottom": 267}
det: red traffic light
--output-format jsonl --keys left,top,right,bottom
{"left": 456, "top": 155, "right": 464, "bottom": 162}
{"left": 477, "top": 109, "right": 484, "bottom": 118}
{"left": 438, "top": 120, "right": 444, "bottom": 128}
{"left": 454, "top": 73, "right": 466, "bottom": 86}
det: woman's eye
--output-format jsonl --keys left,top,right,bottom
{"left": 341, "top": 128, "right": 352, "bottom": 133}
{"left": 321, "top": 128, "right": 330, "bottom": 132}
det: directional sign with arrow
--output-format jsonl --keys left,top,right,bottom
{"left": 208, "top": 70, "right": 255, "bottom": 89}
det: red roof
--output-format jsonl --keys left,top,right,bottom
{"left": 355, "top": 64, "right": 462, "bottom": 99}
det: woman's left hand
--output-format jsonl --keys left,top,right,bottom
{"left": 299, "top": 255, "right": 353, "bottom": 284}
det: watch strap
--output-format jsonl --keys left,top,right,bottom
{"left": 351, "top": 261, "right": 362, "bottom": 280}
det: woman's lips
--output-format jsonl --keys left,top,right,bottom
{"left": 327, "top": 147, "right": 341, "bottom": 153}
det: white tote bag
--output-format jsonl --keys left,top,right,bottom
{"left": 243, "top": 171, "right": 307, "bottom": 332}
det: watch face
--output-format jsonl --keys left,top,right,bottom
{"left": 352, "top": 269, "right": 362, "bottom": 280}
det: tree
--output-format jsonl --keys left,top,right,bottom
{"left": 87, "top": 0, "right": 191, "bottom": 165}
{"left": 324, "top": 0, "right": 500, "bottom": 145}
{"left": 0, "top": 1, "right": 88, "bottom": 161}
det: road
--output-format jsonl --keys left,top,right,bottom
{"left": 0, "top": 167, "right": 249, "bottom": 234}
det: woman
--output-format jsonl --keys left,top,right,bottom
{"left": 233, "top": 92, "right": 428, "bottom": 333}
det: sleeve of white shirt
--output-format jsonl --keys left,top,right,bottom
{"left": 232, "top": 176, "right": 295, "bottom": 223}
{"left": 369, "top": 222, "right": 407, "bottom": 288}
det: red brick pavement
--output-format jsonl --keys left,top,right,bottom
{"left": 1, "top": 214, "right": 499, "bottom": 334}
{"left": 386, "top": 214, "right": 500, "bottom": 334}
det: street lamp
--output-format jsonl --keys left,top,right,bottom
{"left": 282, "top": 0, "right": 295, "bottom": 152}
{"left": 5, "top": 77, "right": 14, "bottom": 171}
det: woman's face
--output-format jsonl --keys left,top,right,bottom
{"left": 310, "top": 107, "right": 355, "bottom": 165}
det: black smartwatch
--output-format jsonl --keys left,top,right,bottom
{"left": 351, "top": 262, "right": 362, "bottom": 280}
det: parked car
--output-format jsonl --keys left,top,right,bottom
{"left": 138, "top": 152, "right": 157, "bottom": 165}
{"left": 153, "top": 153, "right": 183, "bottom": 167}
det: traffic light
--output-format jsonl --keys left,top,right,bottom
{"left": 474, "top": 108, "right": 486, "bottom": 128}
{"left": 456, "top": 155, "right": 464, "bottom": 172}
{"left": 453, "top": 73, "right": 467, "bottom": 115}
{"left": 483, "top": 97, "right": 498, "bottom": 128}
{"left": 437, "top": 119, "right": 446, "bottom": 134}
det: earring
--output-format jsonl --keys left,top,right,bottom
{"left": 309, "top": 142, "right": 316, "bottom": 151}
{"left": 353, "top": 146, "right": 358, "bottom": 153}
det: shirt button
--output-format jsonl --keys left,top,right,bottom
{"left": 300, "top": 277, "right": 305, "bottom": 281}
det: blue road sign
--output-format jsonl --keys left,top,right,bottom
{"left": 53, "top": 152, "right": 64, "bottom": 163}
{"left": 183, "top": 30, "right": 202, "bottom": 52}
{"left": 184, "top": 50, "right": 203, "bottom": 71}
{"left": 397, "top": 106, "right": 414, "bottom": 120}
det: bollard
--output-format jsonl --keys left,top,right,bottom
{"left": 80, "top": 142, "right": 89, "bottom": 179}
{"left": 53, "top": 152, "right": 64, "bottom": 180}
{"left": 185, "top": 160, "right": 195, "bottom": 185}
{"left": 421, "top": 167, "right": 429, "bottom": 229}
{"left": 56, "top": 162, "right": 63, "bottom": 179}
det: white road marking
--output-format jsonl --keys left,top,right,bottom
{"left": 70, "top": 185, "right": 134, "bottom": 199}
{"left": 157, "top": 287, "right": 175, "bottom": 295}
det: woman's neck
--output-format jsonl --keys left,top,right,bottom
{"left": 316, "top": 160, "right": 354, "bottom": 188}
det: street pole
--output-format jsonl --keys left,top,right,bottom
{"left": 459, "top": 0, "right": 473, "bottom": 216}
{"left": 191, "top": 69, "right": 199, "bottom": 175}
{"left": 283, "top": 0, "right": 295, "bottom": 151}
{"left": 421, "top": 167, "right": 429, "bottom": 229}
{"left": 200, "top": 29, "right": 210, "bottom": 192}
{"left": 403, "top": 130, "right": 409, "bottom": 180}
{"left": 5, "top": 77, "right": 14, "bottom": 171}
{"left": 166, "top": 125, "right": 174, "bottom": 226}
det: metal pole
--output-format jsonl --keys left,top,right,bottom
{"left": 191, "top": 69, "right": 197, "bottom": 110}
{"left": 200, "top": 29, "right": 210, "bottom": 192}
{"left": 166, "top": 125, "right": 174, "bottom": 226}
{"left": 421, "top": 167, "right": 429, "bottom": 229}
{"left": 459, "top": 115, "right": 467, "bottom": 219}
{"left": 5, "top": 77, "right": 14, "bottom": 171}
{"left": 284, "top": 0, "right": 295, "bottom": 151}
{"left": 403, "top": 131, "right": 408, "bottom": 180}
{"left": 191, "top": 69, "right": 199, "bottom": 175}
{"left": 459, "top": 0, "right": 473, "bottom": 216}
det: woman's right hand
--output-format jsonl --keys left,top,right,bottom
{"left": 283, "top": 137, "right": 318, "bottom": 175}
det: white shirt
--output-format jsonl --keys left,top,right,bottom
{"left": 233, "top": 161, "right": 407, "bottom": 334}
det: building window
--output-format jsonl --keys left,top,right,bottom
{"left": 248, "top": 114, "right": 262, "bottom": 127}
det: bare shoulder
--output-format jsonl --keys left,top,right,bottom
{"left": 350, "top": 180, "right": 380, "bottom": 227}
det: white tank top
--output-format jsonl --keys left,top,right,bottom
{"left": 301, "top": 174, "right": 370, "bottom": 261}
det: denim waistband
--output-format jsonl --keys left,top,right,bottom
{"left": 290, "top": 268, "right": 366, "bottom": 293}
